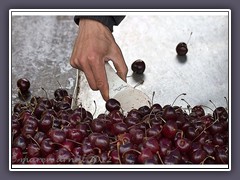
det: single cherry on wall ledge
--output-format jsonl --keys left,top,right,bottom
{"left": 131, "top": 59, "right": 146, "bottom": 74}
{"left": 176, "top": 42, "right": 188, "bottom": 56}
{"left": 176, "top": 32, "right": 193, "bottom": 56}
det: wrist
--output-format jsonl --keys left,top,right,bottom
{"left": 75, "top": 16, "right": 115, "bottom": 32}
{"left": 79, "top": 18, "right": 112, "bottom": 35}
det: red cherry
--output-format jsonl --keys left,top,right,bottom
{"left": 176, "top": 42, "right": 188, "bottom": 56}
{"left": 17, "top": 78, "right": 30, "bottom": 93}
{"left": 105, "top": 98, "right": 121, "bottom": 112}
{"left": 131, "top": 59, "right": 146, "bottom": 74}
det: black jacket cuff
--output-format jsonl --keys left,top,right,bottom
{"left": 74, "top": 16, "right": 125, "bottom": 32}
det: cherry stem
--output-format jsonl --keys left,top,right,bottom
{"left": 110, "top": 139, "right": 119, "bottom": 145}
{"left": 158, "top": 116, "right": 166, "bottom": 123}
{"left": 56, "top": 80, "right": 63, "bottom": 89}
{"left": 200, "top": 105, "right": 214, "bottom": 112}
{"left": 29, "top": 136, "right": 40, "bottom": 148}
{"left": 31, "top": 96, "right": 38, "bottom": 106}
{"left": 208, "top": 100, "right": 221, "bottom": 121}
{"left": 149, "top": 106, "right": 156, "bottom": 118}
{"left": 156, "top": 151, "right": 164, "bottom": 164}
{"left": 172, "top": 93, "right": 186, "bottom": 106}
{"left": 186, "top": 32, "right": 193, "bottom": 45}
{"left": 200, "top": 156, "right": 215, "bottom": 165}
{"left": 53, "top": 142, "right": 75, "bottom": 156}
{"left": 151, "top": 91, "right": 155, "bottom": 106}
{"left": 84, "top": 122, "right": 93, "bottom": 133}
{"left": 192, "top": 117, "right": 219, "bottom": 142}
{"left": 133, "top": 79, "right": 144, "bottom": 88}
{"left": 66, "top": 139, "right": 83, "bottom": 146}
{"left": 128, "top": 113, "right": 152, "bottom": 130}
{"left": 117, "top": 141, "right": 122, "bottom": 164}
{"left": 117, "top": 134, "right": 129, "bottom": 145}
{"left": 177, "top": 130, "right": 184, "bottom": 139}
{"left": 181, "top": 98, "right": 191, "bottom": 114}
{"left": 209, "top": 100, "right": 217, "bottom": 109}
{"left": 93, "top": 147, "right": 102, "bottom": 155}
{"left": 41, "top": 87, "right": 48, "bottom": 99}
{"left": 147, "top": 100, "right": 152, "bottom": 108}
{"left": 224, "top": 97, "right": 229, "bottom": 110}
{"left": 121, "top": 149, "right": 141, "bottom": 159}
{"left": 93, "top": 100, "right": 97, "bottom": 117}
{"left": 62, "top": 120, "right": 71, "bottom": 127}
{"left": 18, "top": 89, "right": 27, "bottom": 102}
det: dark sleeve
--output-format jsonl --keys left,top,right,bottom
{"left": 74, "top": 16, "right": 125, "bottom": 32}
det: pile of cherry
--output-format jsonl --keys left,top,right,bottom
{"left": 12, "top": 78, "right": 229, "bottom": 165}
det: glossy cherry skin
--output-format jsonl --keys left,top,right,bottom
{"left": 176, "top": 42, "right": 188, "bottom": 56}
{"left": 105, "top": 98, "right": 121, "bottom": 112}
{"left": 131, "top": 59, "right": 146, "bottom": 74}
{"left": 17, "top": 78, "right": 30, "bottom": 93}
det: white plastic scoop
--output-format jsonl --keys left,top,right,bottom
{"left": 105, "top": 62, "right": 151, "bottom": 112}
{"left": 71, "top": 62, "right": 151, "bottom": 115}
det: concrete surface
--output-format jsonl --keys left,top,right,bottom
{"left": 11, "top": 12, "right": 229, "bottom": 116}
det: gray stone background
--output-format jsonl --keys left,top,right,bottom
{"left": 11, "top": 14, "right": 229, "bottom": 115}
{"left": 11, "top": 16, "right": 77, "bottom": 103}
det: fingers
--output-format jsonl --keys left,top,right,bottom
{"left": 89, "top": 59, "right": 109, "bottom": 101}
{"left": 69, "top": 19, "right": 126, "bottom": 101}
{"left": 110, "top": 47, "right": 128, "bottom": 82}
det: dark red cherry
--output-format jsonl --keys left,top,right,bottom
{"left": 124, "top": 116, "right": 139, "bottom": 127}
{"left": 55, "top": 147, "right": 72, "bottom": 164}
{"left": 109, "top": 149, "right": 121, "bottom": 164}
{"left": 143, "top": 137, "right": 159, "bottom": 153}
{"left": 27, "top": 143, "right": 41, "bottom": 158}
{"left": 176, "top": 42, "right": 188, "bottom": 56}
{"left": 111, "top": 122, "right": 128, "bottom": 135}
{"left": 93, "top": 134, "right": 110, "bottom": 151}
{"left": 12, "top": 147, "right": 23, "bottom": 164}
{"left": 119, "top": 142, "right": 134, "bottom": 156}
{"left": 38, "top": 114, "right": 53, "bottom": 133}
{"left": 21, "top": 124, "right": 37, "bottom": 139}
{"left": 213, "top": 107, "right": 228, "bottom": 122}
{"left": 49, "top": 129, "right": 66, "bottom": 144}
{"left": 137, "top": 148, "right": 154, "bottom": 164}
{"left": 129, "top": 128, "right": 144, "bottom": 144}
{"left": 54, "top": 88, "right": 68, "bottom": 101}
{"left": 90, "top": 118, "right": 106, "bottom": 133}
{"left": 67, "top": 128, "right": 83, "bottom": 142}
{"left": 45, "top": 153, "right": 56, "bottom": 164}
{"left": 191, "top": 149, "right": 207, "bottom": 164}
{"left": 162, "top": 106, "right": 177, "bottom": 121}
{"left": 175, "top": 138, "right": 191, "bottom": 153}
{"left": 40, "top": 138, "right": 55, "bottom": 157}
{"left": 127, "top": 109, "right": 142, "bottom": 119}
{"left": 191, "top": 105, "right": 205, "bottom": 117}
{"left": 105, "top": 98, "right": 121, "bottom": 112}
{"left": 146, "top": 126, "right": 161, "bottom": 138}
{"left": 150, "top": 103, "right": 163, "bottom": 113}
{"left": 122, "top": 152, "right": 138, "bottom": 164}
{"left": 215, "top": 147, "right": 228, "bottom": 164}
{"left": 17, "top": 78, "right": 30, "bottom": 93}
{"left": 138, "top": 105, "right": 151, "bottom": 117}
{"left": 158, "top": 137, "right": 173, "bottom": 157}
{"left": 34, "top": 131, "right": 47, "bottom": 145}
{"left": 162, "top": 120, "right": 178, "bottom": 139}
{"left": 13, "top": 135, "right": 27, "bottom": 151}
{"left": 107, "top": 110, "right": 124, "bottom": 124}
{"left": 131, "top": 59, "right": 146, "bottom": 74}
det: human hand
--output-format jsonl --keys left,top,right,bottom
{"left": 70, "top": 19, "right": 128, "bottom": 101}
